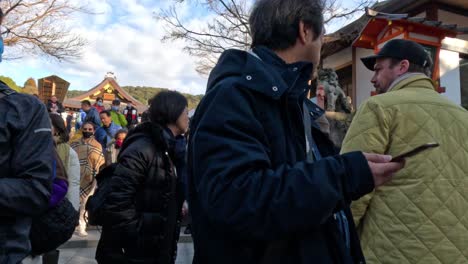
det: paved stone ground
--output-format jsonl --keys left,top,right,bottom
{"left": 58, "top": 230, "right": 194, "bottom": 264}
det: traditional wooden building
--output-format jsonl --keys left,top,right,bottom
{"left": 321, "top": 0, "right": 468, "bottom": 108}
{"left": 38, "top": 75, "right": 70, "bottom": 104}
{"left": 63, "top": 72, "right": 147, "bottom": 113}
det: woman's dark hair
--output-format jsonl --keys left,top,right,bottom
{"left": 114, "top": 129, "right": 128, "bottom": 139}
{"left": 149, "top": 91, "right": 188, "bottom": 126}
{"left": 82, "top": 121, "right": 96, "bottom": 130}
{"left": 249, "top": 0, "right": 324, "bottom": 50}
{"left": 49, "top": 113, "right": 69, "bottom": 143}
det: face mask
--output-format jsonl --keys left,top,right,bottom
{"left": 111, "top": 106, "right": 119, "bottom": 111}
{"left": 115, "top": 139, "right": 123, "bottom": 148}
{"left": 0, "top": 35, "right": 4, "bottom": 63}
{"left": 97, "top": 102, "right": 103, "bottom": 106}
{"left": 53, "top": 135, "right": 61, "bottom": 143}
{"left": 83, "top": 131, "right": 93, "bottom": 138}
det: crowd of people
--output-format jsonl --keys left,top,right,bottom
{"left": 2, "top": 1, "right": 468, "bottom": 264}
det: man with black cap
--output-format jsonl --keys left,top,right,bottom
{"left": 341, "top": 39, "right": 468, "bottom": 263}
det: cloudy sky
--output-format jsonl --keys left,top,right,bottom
{"left": 0, "top": 0, "right": 363, "bottom": 95}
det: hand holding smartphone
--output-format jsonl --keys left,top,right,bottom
{"left": 391, "top": 142, "right": 439, "bottom": 162}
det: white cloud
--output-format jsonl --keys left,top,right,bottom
{"left": 1, "top": 0, "right": 209, "bottom": 95}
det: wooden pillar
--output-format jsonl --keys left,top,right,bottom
{"left": 426, "top": 2, "right": 438, "bottom": 21}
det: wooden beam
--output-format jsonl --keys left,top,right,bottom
{"left": 437, "top": 3, "right": 468, "bottom": 18}
{"left": 426, "top": 2, "right": 438, "bottom": 21}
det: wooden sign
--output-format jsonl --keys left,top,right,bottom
{"left": 103, "top": 93, "right": 116, "bottom": 101}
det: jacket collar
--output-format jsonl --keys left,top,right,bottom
{"left": 207, "top": 47, "right": 314, "bottom": 100}
{"left": 248, "top": 46, "right": 314, "bottom": 100}
{"left": 388, "top": 73, "right": 435, "bottom": 93}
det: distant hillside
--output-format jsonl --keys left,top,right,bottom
{"left": 67, "top": 86, "right": 204, "bottom": 110}
{"left": 67, "top": 90, "right": 86, "bottom": 98}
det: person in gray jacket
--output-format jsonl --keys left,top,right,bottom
{"left": 0, "top": 8, "right": 54, "bottom": 264}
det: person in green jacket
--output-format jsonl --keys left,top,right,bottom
{"left": 341, "top": 39, "right": 468, "bottom": 264}
{"left": 109, "top": 99, "right": 128, "bottom": 128}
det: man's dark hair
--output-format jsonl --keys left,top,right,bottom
{"left": 389, "top": 58, "right": 432, "bottom": 76}
{"left": 49, "top": 113, "right": 70, "bottom": 143}
{"left": 100, "top": 110, "right": 111, "bottom": 117}
{"left": 150, "top": 91, "right": 188, "bottom": 126}
{"left": 96, "top": 97, "right": 103, "bottom": 102}
{"left": 0, "top": 8, "right": 3, "bottom": 25}
{"left": 249, "top": 0, "right": 325, "bottom": 50}
{"left": 81, "top": 100, "right": 91, "bottom": 106}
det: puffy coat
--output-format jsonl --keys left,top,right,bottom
{"left": 110, "top": 110, "right": 128, "bottom": 128}
{"left": 0, "top": 82, "right": 53, "bottom": 263}
{"left": 96, "top": 122, "right": 183, "bottom": 264}
{"left": 341, "top": 74, "right": 468, "bottom": 263}
{"left": 187, "top": 46, "right": 374, "bottom": 264}
{"left": 95, "top": 122, "right": 122, "bottom": 150}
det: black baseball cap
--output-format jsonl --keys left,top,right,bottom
{"left": 361, "top": 39, "right": 431, "bottom": 71}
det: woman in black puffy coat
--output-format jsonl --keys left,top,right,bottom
{"left": 96, "top": 91, "right": 189, "bottom": 264}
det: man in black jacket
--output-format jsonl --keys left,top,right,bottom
{"left": 187, "top": 0, "right": 405, "bottom": 263}
{"left": 46, "top": 95, "right": 65, "bottom": 113}
{"left": 0, "top": 8, "right": 53, "bottom": 263}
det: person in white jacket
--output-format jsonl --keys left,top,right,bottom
{"left": 49, "top": 113, "right": 80, "bottom": 210}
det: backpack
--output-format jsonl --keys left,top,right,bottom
{"left": 85, "top": 163, "right": 117, "bottom": 226}
{"left": 29, "top": 148, "right": 79, "bottom": 255}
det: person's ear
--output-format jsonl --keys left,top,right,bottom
{"left": 400, "top": 60, "right": 410, "bottom": 74}
{"left": 298, "top": 21, "right": 309, "bottom": 45}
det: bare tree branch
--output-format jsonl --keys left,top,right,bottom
{"left": 0, "top": 0, "right": 90, "bottom": 61}
{"left": 158, "top": 0, "right": 376, "bottom": 75}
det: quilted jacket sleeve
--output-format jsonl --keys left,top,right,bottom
{"left": 341, "top": 99, "right": 390, "bottom": 226}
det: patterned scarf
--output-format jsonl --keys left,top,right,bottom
{"left": 70, "top": 137, "right": 105, "bottom": 198}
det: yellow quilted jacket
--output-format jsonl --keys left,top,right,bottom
{"left": 341, "top": 74, "right": 468, "bottom": 264}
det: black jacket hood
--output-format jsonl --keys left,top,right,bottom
{"left": 207, "top": 47, "right": 314, "bottom": 100}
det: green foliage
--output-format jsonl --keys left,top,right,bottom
{"left": 67, "top": 86, "right": 203, "bottom": 110}
{"left": 121, "top": 86, "right": 203, "bottom": 110}
{"left": 0, "top": 76, "right": 21, "bottom": 91}
{"left": 66, "top": 90, "right": 86, "bottom": 98}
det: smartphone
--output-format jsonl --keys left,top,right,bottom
{"left": 391, "top": 142, "right": 439, "bottom": 162}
